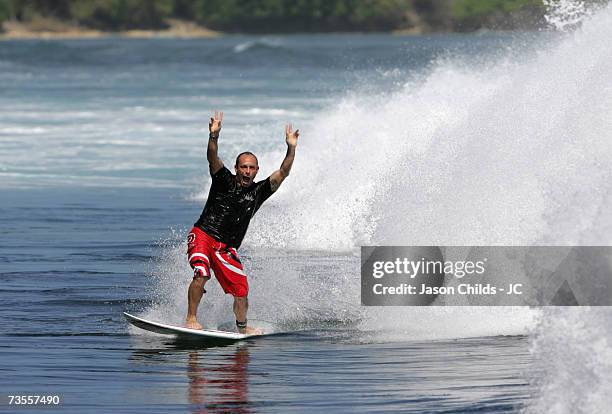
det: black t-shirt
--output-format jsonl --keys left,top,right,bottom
{"left": 195, "top": 166, "right": 273, "bottom": 248}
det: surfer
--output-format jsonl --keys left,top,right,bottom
{"left": 185, "top": 111, "right": 300, "bottom": 334}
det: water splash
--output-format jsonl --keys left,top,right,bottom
{"left": 525, "top": 308, "right": 612, "bottom": 414}
{"left": 544, "top": 0, "right": 589, "bottom": 30}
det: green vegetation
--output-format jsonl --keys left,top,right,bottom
{"left": 450, "top": 0, "right": 544, "bottom": 30}
{"left": 195, "top": 0, "right": 412, "bottom": 32}
{"left": 0, "top": 0, "right": 551, "bottom": 33}
{"left": 452, "top": 0, "right": 539, "bottom": 18}
{"left": 68, "top": 0, "right": 172, "bottom": 30}
{"left": 0, "top": 0, "right": 175, "bottom": 30}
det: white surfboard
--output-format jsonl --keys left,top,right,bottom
{"left": 124, "top": 312, "right": 270, "bottom": 343}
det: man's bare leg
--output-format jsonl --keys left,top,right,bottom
{"left": 186, "top": 277, "right": 208, "bottom": 329}
{"left": 233, "top": 296, "right": 262, "bottom": 335}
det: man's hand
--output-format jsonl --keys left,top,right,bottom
{"left": 285, "top": 124, "right": 299, "bottom": 148}
{"left": 207, "top": 110, "right": 224, "bottom": 174}
{"left": 209, "top": 111, "right": 223, "bottom": 137}
{"left": 270, "top": 124, "right": 299, "bottom": 192}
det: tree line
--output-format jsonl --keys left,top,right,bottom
{"left": 0, "top": 0, "right": 549, "bottom": 33}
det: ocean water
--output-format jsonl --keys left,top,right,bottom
{"left": 2, "top": 3, "right": 612, "bottom": 413}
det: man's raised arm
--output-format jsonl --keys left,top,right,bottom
{"left": 207, "top": 111, "right": 224, "bottom": 175}
{"left": 269, "top": 124, "right": 300, "bottom": 192}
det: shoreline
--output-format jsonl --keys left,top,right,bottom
{"left": 0, "top": 18, "right": 222, "bottom": 40}
{"left": 0, "top": 17, "right": 545, "bottom": 40}
{"left": 0, "top": 16, "right": 440, "bottom": 40}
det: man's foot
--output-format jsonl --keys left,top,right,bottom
{"left": 240, "top": 326, "right": 263, "bottom": 335}
{"left": 185, "top": 316, "right": 203, "bottom": 330}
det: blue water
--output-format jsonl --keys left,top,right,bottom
{"left": 3, "top": 25, "right": 611, "bottom": 412}
{"left": 0, "top": 34, "right": 538, "bottom": 189}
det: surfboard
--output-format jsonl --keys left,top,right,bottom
{"left": 123, "top": 312, "right": 269, "bottom": 343}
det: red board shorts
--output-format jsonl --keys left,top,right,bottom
{"left": 187, "top": 227, "right": 248, "bottom": 297}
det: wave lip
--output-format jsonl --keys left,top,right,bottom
{"left": 233, "top": 37, "right": 285, "bottom": 53}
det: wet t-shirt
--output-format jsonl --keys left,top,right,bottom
{"left": 195, "top": 166, "right": 273, "bottom": 248}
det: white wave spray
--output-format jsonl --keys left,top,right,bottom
{"left": 543, "top": 0, "right": 597, "bottom": 30}
{"left": 526, "top": 308, "right": 612, "bottom": 414}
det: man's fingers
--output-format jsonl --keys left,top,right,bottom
{"left": 295, "top": 129, "right": 300, "bottom": 137}
{"left": 211, "top": 110, "right": 223, "bottom": 127}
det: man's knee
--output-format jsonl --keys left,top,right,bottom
{"left": 190, "top": 276, "right": 209, "bottom": 291}
{"left": 234, "top": 296, "right": 248, "bottom": 308}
